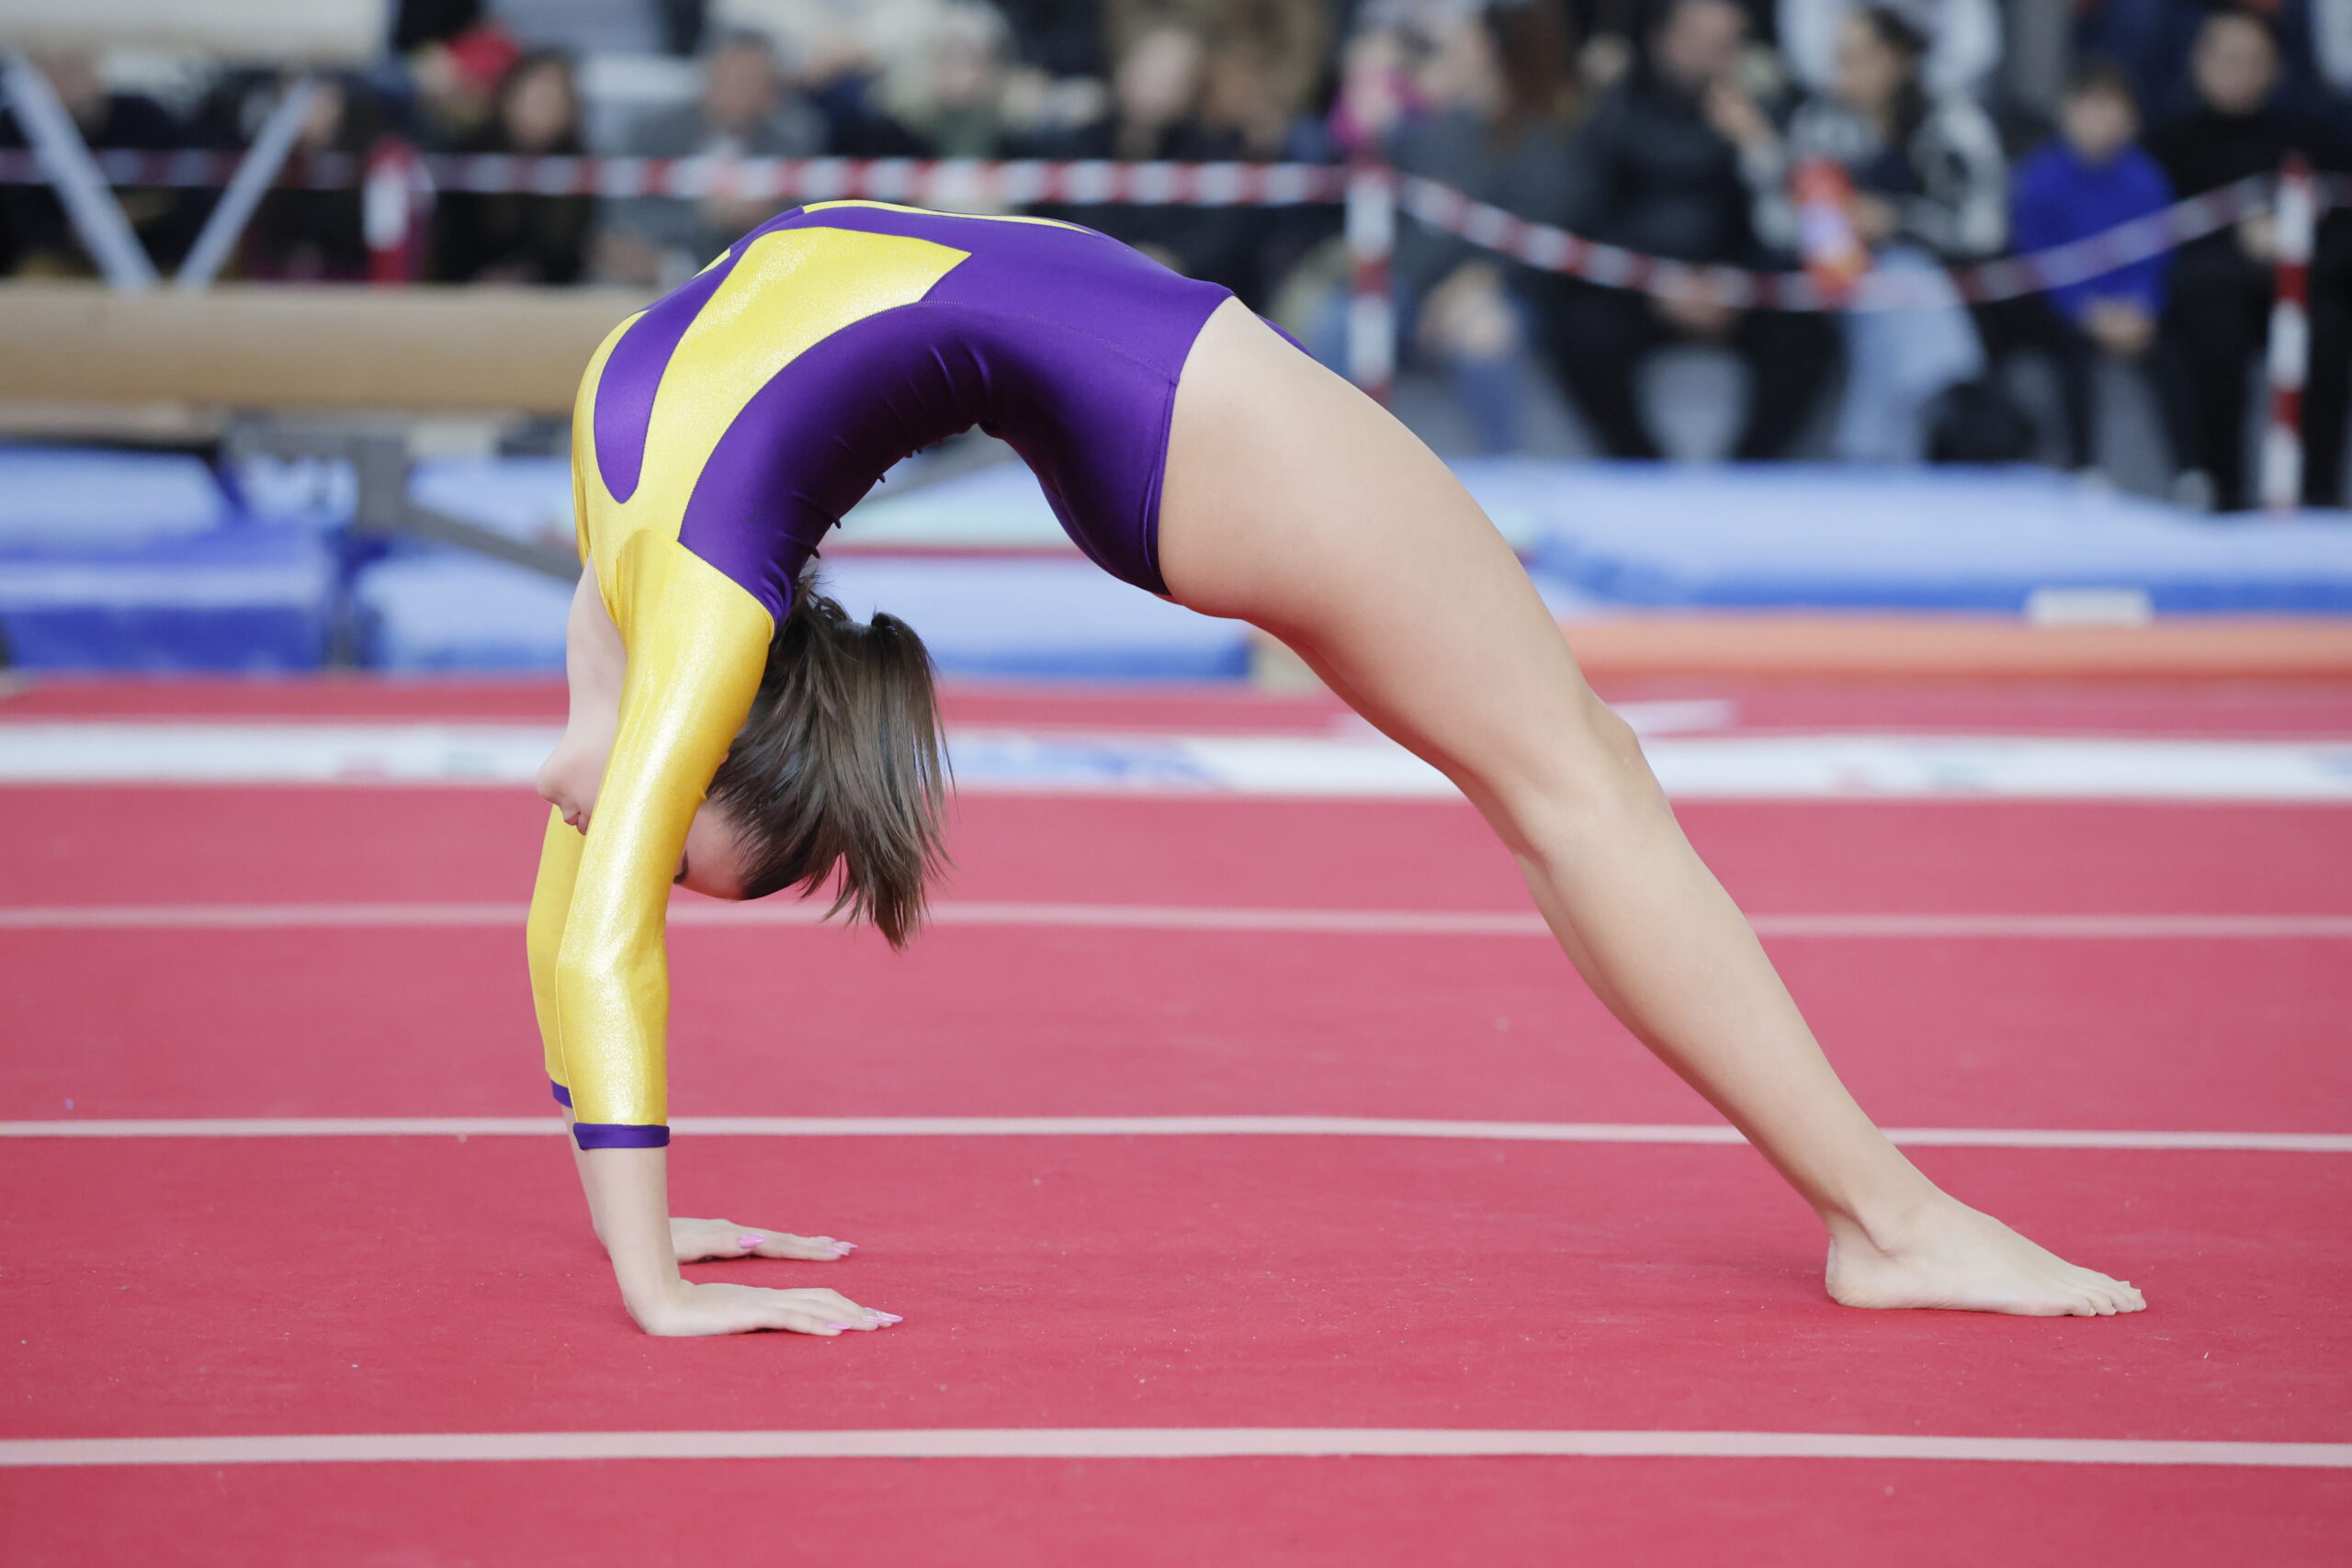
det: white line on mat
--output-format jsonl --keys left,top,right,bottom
{"left": 4, "top": 901, "right": 2347, "bottom": 938}
{"left": 3, "top": 1427, "right": 2345, "bottom": 1468}
{"left": 2, "top": 1116, "right": 2344, "bottom": 1151}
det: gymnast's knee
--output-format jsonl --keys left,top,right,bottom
{"left": 1474, "top": 699, "right": 1664, "bottom": 857}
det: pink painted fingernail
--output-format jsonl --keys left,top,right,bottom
{"left": 736, "top": 1233, "right": 763, "bottom": 1249}
{"left": 824, "top": 1321, "right": 852, "bottom": 1330}
{"left": 869, "top": 1312, "right": 902, "bottom": 1324}
{"left": 829, "top": 1243, "right": 855, "bottom": 1255}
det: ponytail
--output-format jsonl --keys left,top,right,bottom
{"left": 707, "top": 570, "right": 949, "bottom": 947}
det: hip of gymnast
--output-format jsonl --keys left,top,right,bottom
{"left": 529, "top": 199, "right": 2144, "bottom": 1337}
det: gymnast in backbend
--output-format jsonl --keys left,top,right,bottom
{"left": 529, "top": 199, "right": 2145, "bottom": 1336}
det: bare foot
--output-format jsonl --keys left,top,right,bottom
{"left": 1826, "top": 1194, "right": 2146, "bottom": 1316}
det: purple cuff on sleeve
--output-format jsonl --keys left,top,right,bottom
{"left": 549, "top": 1079, "right": 573, "bottom": 1108}
{"left": 571, "top": 1122, "right": 672, "bottom": 1150}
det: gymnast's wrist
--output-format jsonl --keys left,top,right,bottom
{"left": 622, "top": 1273, "right": 704, "bottom": 1333}
{"left": 617, "top": 1263, "right": 690, "bottom": 1326}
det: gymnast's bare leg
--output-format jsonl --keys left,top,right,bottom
{"left": 1157, "top": 298, "right": 2144, "bottom": 1317}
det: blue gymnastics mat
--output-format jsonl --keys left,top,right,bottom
{"left": 819, "top": 557, "right": 1250, "bottom": 680}
{"left": 0, "top": 446, "right": 334, "bottom": 671}
{"left": 387, "top": 457, "right": 1251, "bottom": 680}
{"left": 842, "top": 453, "right": 1563, "bottom": 554}
{"left": 354, "top": 555, "right": 574, "bottom": 671}
{"left": 1504, "top": 463, "right": 2352, "bottom": 613}
{"left": 349, "top": 551, "right": 1248, "bottom": 680}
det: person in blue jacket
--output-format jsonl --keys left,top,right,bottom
{"left": 1995, "top": 58, "right": 2175, "bottom": 475}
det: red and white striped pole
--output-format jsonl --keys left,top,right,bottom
{"left": 2260, "top": 153, "right": 2317, "bottom": 513}
{"left": 1344, "top": 158, "right": 1396, "bottom": 405}
{"left": 362, "top": 137, "right": 428, "bottom": 285}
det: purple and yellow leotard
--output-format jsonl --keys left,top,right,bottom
{"left": 526, "top": 202, "right": 1232, "bottom": 1149}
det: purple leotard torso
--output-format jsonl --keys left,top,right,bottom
{"left": 588, "top": 203, "right": 1235, "bottom": 615}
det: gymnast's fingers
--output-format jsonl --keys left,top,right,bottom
{"left": 789, "top": 1286, "right": 901, "bottom": 1328}
{"left": 737, "top": 1227, "right": 858, "bottom": 1260}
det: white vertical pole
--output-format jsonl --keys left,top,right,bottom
{"left": 0, "top": 50, "right": 156, "bottom": 290}
{"left": 1344, "top": 159, "right": 1396, "bottom": 403}
{"left": 2259, "top": 155, "right": 2317, "bottom": 514}
{"left": 175, "top": 74, "right": 319, "bottom": 291}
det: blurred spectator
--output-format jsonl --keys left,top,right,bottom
{"left": 1541, "top": 0, "right": 1836, "bottom": 460}
{"left": 1189, "top": 0, "right": 1336, "bottom": 153}
{"left": 237, "top": 75, "right": 395, "bottom": 283}
{"left": 1091, "top": 18, "right": 1213, "bottom": 159}
{"left": 869, "top": 2, "right": 1025, "bottom": 155}
{"left": 997, "top": 0, "right": 1112, "bottom": 77}
{"left": 709, "top": 0, "right": 955, "bottom": 91}
{"left": 1780, "top": 0, "right": 2001, "bottom": 99}
{"left": 0, "top": 54, "right": 193, "bottom": 277}
{"left": 597, "top": 32, "right": 824, "bottom": 287}
{"left": 408, "top": 23, "right": 526, "bottom": 147}
{"left": 1726, "top": 5, "right": 2007, "bottom": 463}
{"left": 2080, "top": 0, "right": 2352, "bottom": 122}
{"left": 2144, "top": 6, "right": 2351, "bottom": 508}
{"left": 1983, "top": 60, "right": 2174, "bottom": 475}
{"left": 1311, "top": 0, "right": 1589, "bottom": 451}
{"left": 396, "top": 0, "right": 488, "bottom": 52}
{"left": 433, "top": 51, "right": 596, "bottom": 284}
{"left": 1033, "top": 20, "right": 1288, "bottom": 299}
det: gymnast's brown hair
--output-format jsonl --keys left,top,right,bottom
{"left": 707, "top": 570, "right": 948, "bottom": 947}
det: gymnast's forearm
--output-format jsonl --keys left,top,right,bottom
{"left": 562, "top": 1103, "right": 684, "bottom": 1322}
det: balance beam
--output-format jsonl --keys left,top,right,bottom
{"left": 0, "top": 282, "right": 650, "bottom": 416}
{"left": 0, "top": 0, "right": 388, "bottom": 62}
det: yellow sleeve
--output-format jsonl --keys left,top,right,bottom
{"left": 526, "top": 804, "right": 585, "bottom": 1104}
{"left": 553, "top": 530, "right": 774, "bottom": 1148}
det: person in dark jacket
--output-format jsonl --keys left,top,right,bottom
{"left": 1320, "top": 0, "right": 1588, "bottom": 452}
{"left": 1987, "top": 59, "right": 2175, "bottom": 474}
{"left": 233, "top": 73, "right": 394, "bottom": 283}
{"left": 2144, "top": 7, "right": 2351, "bottom": 509}
{"left": 1536, "top": 0, "right": 1836, "bottom": 459}
{"left": 1028, "top": 20, "right": 1275, "bottom": 303}
{"left": 599, "top": 32, "right": 828, "bottom": 288}
{"left": 432, "top": 50, "right": 596, "bottom": 286}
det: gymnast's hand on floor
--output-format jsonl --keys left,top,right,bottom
{"left": 670, "top": 1216, "right": 858, "bottom": 1263}
{"left": 638, "top": 1280, "right": 902, "bottom": 1338}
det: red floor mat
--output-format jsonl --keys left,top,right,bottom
{"left": 6, "top": 1457, "right": 2345, "bottom": 1568}
{"left": 8, "top": 674, "right": 2351, "bottom": 739}
{"left": 5, "top": 923, "right": 2346, "bottom": 1130}
{"left": 6, "top": 1137, "right": 2345, "bottom": 1443}
{"left": 9, "top": 789, "right": 2352, "bottom": 917}
{"left": 6, "top": 676, "right": 2346, "bottom": 1560}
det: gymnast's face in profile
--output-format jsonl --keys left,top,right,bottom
{"left": 534, "top": 738, "right": 752, "bottom": 901}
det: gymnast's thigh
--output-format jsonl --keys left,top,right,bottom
{"left": 1155, "top": 298, "right": 1612, "bottom": 818}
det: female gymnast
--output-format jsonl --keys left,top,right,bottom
{"left": 530, "top": 199, "right": 2147, "bottom": 1337}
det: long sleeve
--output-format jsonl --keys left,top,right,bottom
{"left": 527, "top": 803, "right": 587, "bottom": 1103}
{"left": 2103, "top": 156, "right": 2176, "bottom": 318}
{"left": 2007, "top": 148, "right": 2066, "bottom": 261}
{"left": 544, "top": 215, "right": 965, "bottom": 1147}
{"left": 550, "top": 531, "right": 774, "bottom": 1147}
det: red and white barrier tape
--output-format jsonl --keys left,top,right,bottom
{"left": 7, "top": 144, "right": 2341, "bottom": 464}
{"left": 1343, "top": 162, "right": 1396, "bottom": 403}
{"left": 1394, "top": 170, "right": 2309, "bottom": 312}
{"left": 0, "top": 148, "right": 1345, "bottom": 207}
{"left": 12, "top": 144, "right": 2339, "bottom": 313}
{"left": 2260, "top": 155, "right": 2320, "bottom": 512}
